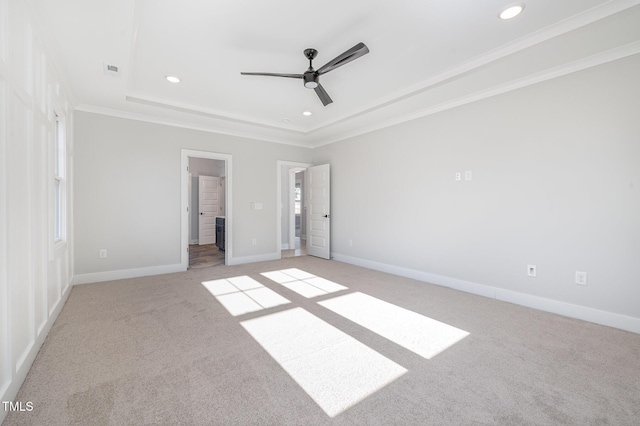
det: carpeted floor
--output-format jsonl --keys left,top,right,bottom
{"left": 4, "top": 256, "right": 640, "bottom": 425}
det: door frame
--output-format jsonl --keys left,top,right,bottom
{"left": 181, "top": 149, "right": 232, "bottom": 270}
{"left": 276, "top": 160, "right": 311, "bottom": 258}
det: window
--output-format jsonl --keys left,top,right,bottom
{"left": 53, "top": 113, "right": 66, "bottom": 242}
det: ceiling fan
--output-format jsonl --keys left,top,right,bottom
{"left": 241, "top": 42, "right": 369, "bottom": 106}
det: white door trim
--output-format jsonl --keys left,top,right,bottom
{"left": 276, "top": 160, "right": 311, "bottom": 258}
{"left": 181, "top": 149, "right": 232, "bottom": 270}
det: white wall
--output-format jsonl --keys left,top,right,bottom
{"left": 313, "top": 54, "right": 640, "bottom": 333}
{"left": 73, "top": 111, "right": 312, "bottom": 279}
{"left": 0, "top": 0, "right": 74, "bottom": 421}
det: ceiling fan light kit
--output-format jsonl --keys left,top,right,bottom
{"left": 241, "top": 42, "right": 370, "bottom": 106}
{"left": 303, "top": 72, "right": 319, "bottom": 89}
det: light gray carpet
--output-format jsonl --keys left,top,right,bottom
{"left": 4, "top": 256, "right": 640, "bottom": 425}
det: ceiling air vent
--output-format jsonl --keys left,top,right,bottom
{"left": 103, "top": 63, "right": 121, "bottom": 77}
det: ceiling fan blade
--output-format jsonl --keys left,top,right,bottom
{"left": 314, "top": 84, "right": 333, "bottom": 106}
{"left": 240, "top": 72, "right": 303, "bottom": 79}
{"left": 316, "top": 42, "right": 369, "bottom": 75}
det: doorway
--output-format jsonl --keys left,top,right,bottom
{"left": 188, "top": 157, "right": 225, "bottom": 268}
{"left": 284, "top": 168, "right": 308, "bottom": 258}
{"left": 277, "top": 161, "right": 312, "bottom": 259}
{"left": 181, "top": 149, "right": 232, "bottom": 271}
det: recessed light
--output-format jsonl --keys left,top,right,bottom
{"left": 165, "top": 75, "right": 181, "bottom": 83}
{"left": 302, "top": 111, "right": 312, "bottom": 116}
{"left": 499, "top": 4, "right": 524, "bottom": 20}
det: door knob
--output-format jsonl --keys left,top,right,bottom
{"left": 200, "top": 212, "right": 204, "bottom": 215}
{"left": 323, "top": 214, "right": 330, "bottom": 218}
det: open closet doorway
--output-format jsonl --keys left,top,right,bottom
{"left": 181, "top": 149, "right": 232, "bottom": 271}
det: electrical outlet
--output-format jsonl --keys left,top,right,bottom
{"left": 465, "top": 170, "right": 472, "bottom": 181}
{"left": 527, "top": 264, "right": 536, "bottom": 277}
{"left": 348, "top": 239, "right": 353, "bottom": 247}
{"left": 99, "top": 249, "right": 107, "bottom": 259}
{"left": 252, "top": 239, "right": 257, "bottom": 246}
{"left": 455, "top": 172, "right": 461, "bottom": 181}
{"left": 575, "top": 271, "right": 588, "bottom": 285}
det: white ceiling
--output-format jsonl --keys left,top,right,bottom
{"left": 25, "top": 0, "right": 640, "bottom": 147}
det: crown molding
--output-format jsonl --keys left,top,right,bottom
{"left": 76, "top": 39, "right": 640, "bottom": 151}
{"left": 307, "top": 0, "right": 640, "bottom": 136}
{"left": 119, "top": 0, "right": 640, "bottom": 146}
{"left": 74, "top": 104, "right": 313, "bottom": 148}
{"left": 74, "top": 1, "right": 640, "bottom": 150}
{"left": 125, "top": 92, "right": 307, "bottom": 134}
{"left": 311, "top": 41, "right": 640, "bottom": 148}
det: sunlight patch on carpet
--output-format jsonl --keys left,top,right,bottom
{"left": 240, "top": 307, "right": 406, "bottom": 417}
{"left": 202, "top": 276, "right": 290, "bottom": 316}
{"left": 319, "top": 292, "right": 469, "bottom": 359}
{"left": 261, "top": 268, "right": 348, "bottom": 298}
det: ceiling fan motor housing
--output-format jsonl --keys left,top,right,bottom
{"left": 303, "top": 71, "right": 319, "bottom": 89}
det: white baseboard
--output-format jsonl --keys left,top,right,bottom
{"left": 281, "top": 243, "right": 291, "bottom": 250}
{"left": 73, "top": 263, "right": 185, "bottom": 285}
{"left": 0, "top": 283, "right": 72, "bottom": 424}
{"left": 332, "top": 253, "right": 640, "bottom": 335}
{"left": 227, "top": 252, "right": 280, "bottom": 266}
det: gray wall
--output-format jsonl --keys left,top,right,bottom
{"left": 73, "top": 54, "right": 640, "bottom": 329}
{"left": 74, "top": 111, "right": 312, "bottom": 274}
{"left": 313, "top": 54, "right": 640, "bottom": 321}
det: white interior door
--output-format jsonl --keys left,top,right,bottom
{"left": 307, "top": 164, "right": 330, "bottom": 259}
{"left": 199, "top": 175, "right": 220, "bottom": 245}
